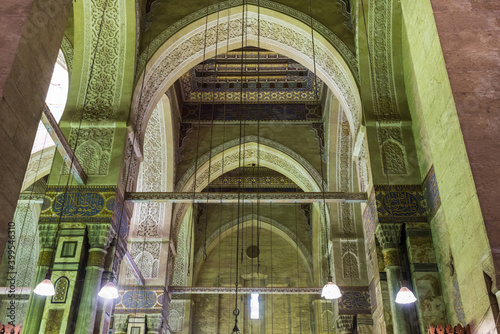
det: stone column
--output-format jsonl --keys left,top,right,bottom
{"left": 74, "top": 223, "right": 114, "bottom": 334}
{"left": 22, "top": 223, "right": 57, "bottom": 334}
{"left": 95, "top": 239, "right": 126, "bottom": 334}
{"left": 375, "top": 224, "right": 410, "bottom": 334}
{"left": 336, "top": 314, "right": 355, "bottom": 334}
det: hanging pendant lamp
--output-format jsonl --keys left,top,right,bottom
{"left": 98, "top": 280, "right": 119, "bottom": 299}
{"left": 395, "top": 285, "right": 417, "bottom": 304}
{"left": 34, "top": 272, "right": 55, "bottom": 296}
{"left": 321, "top": 275, "right": 342, "bottom": 300}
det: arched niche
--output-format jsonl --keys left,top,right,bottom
{"left": 131, "top": 5, "right": 362, "bottom": 147}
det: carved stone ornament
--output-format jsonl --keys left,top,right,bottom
{"left": 74, "top": 0, "right": 128, "bottom": 122}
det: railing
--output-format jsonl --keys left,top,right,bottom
{"left": 428, "top": 324, "right": 470, "bottom": 334}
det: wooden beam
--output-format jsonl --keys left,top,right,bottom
{"left": 41, "top": 104, "right": 87, "bottom": 185}
{"left": 125, "top": 192, "right": 367, "bottom": 204}
{"left": 168, "top": 286, "right": 322, "bottom": 295}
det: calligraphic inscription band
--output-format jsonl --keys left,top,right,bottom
{"left": 374, "top": 185, "right": 427, "bottom": 222}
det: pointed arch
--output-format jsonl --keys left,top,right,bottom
{"left": 177, "top": 137, "right": 323, "bottom": 193}
{"left": 131, "top": 4, "right": 361, "bottom": 146}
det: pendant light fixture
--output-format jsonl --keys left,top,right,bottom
{"left": 321, "top": 275, "right": 342, "bottom": 300}
{"left": 395, "top": 285, "right": 417, "bottom": 304}
{"left": 33, "top": 272, "right": 56, "bottom": 296}
{"left": 97, "top": 281, "right": 119, "bottom": 299}
{"left": 98, "top": 274, "right": 119, "bottom": 299}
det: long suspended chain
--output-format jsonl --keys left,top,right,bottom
{"left": 203, "top": 0, "right": 222, "bottom": 262}
{"left": 256, "top": 0, "right": 262, "bottom": 275}
{"left": 294, "top": 191, "right": 303, "bottom": 333}
{"left": 239, "top": 2, "right": 249, "bottom": 267}
{"left": 187, "top": 0, "right": 212, "bottom": 275}
{"left": 234, "top": 0, "right": 247, "bottom": 319}
{"left": 217, "top": 2, "right": 232, "bottom": 291}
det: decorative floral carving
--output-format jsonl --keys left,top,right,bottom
{"left": 369, "top": 0, "right": 399, "bottom": 121}
{"left": 13, "top": 203, "right": 39, "bottom": 288}
{"left": 132, "top": 104, "right": 168, "bottom": 238}
{"left": 177, "top": 136, "right": 323, "bottom": 193}
{"left": 357, "top": 141, "right": 369, "bottom": 192}
{"left": 172, "top": 220, "right": 189, "bottom": 286}
{"left": 74, "top": 0, "right": 127, "bottom": 122}
{"left": 341, "top": 240, "right": 360, "bottom": 279}
{"left": 136, "top": 0, "right": 357, "bottom": 81}
{"left": 63, "top": 128, "right": 114, "bottom": 176}
{"left": 60, "top": 35, "right": 73, "bottom": 72}
{"left": 128, "top": 242, "right": 161, "bottom": 279}
{"left": 337, "top": 110, "right": 355, "bottom": 235}
{"left": 378, "top": 126, "right": 408, "bottom": 175}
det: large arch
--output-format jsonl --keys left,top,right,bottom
{"left": 131, "top": 5, "right": 362, "bottom": 147}
{"left": 177, "top": 137, "right": 323, "bottom": 193}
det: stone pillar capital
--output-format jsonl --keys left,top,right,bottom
{"left": 375, "top": 223, "right": 402, "bottom": 250}
{"left": 146, "top": 313, "right": 165, "bottom": 334}
{"left": 87, "top": 223, "right": 115, "bottom": 249}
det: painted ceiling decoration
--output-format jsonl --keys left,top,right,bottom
{"left": 179, "top": 47, "right": 323, "bottom": 103}
{"left": 178, "top": 47, "right": 324, "bottom": 122}
{"left": 180, "top": 103, "right": 322, "bottom": 122}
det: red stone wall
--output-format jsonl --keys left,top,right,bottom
{"left": 430, "top": 1, "right": 500, "bottom": 283}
